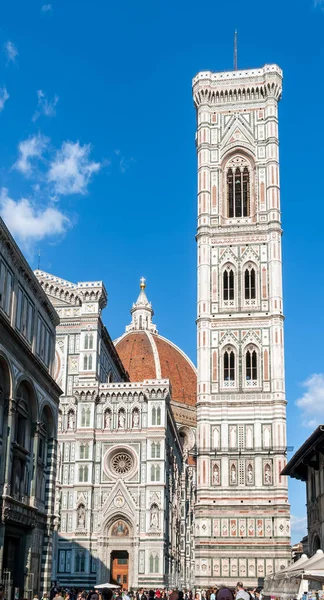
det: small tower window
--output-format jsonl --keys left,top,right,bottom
{"left": 246, "top": 350, "right": 257, "bottom": 382}
{"left": 223, "top": 269, "right": 234, "bottom": 301}
{"left": 245, "top": 268, "right": 256, "bottom": 300}
{"left": 227, "top": 168, "right": 234, "bottom": 217}
{"left": 224, "top": 350, "right": 235, "bottom": 382}
{"left": 227, "top": 161, "right": 250, "bottom": 218}
{"left": 156, "top": 441, "right": 161, "bottom": 458}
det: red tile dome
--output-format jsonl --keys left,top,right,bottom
{"left": 115, "top": 330, "right": 197, "bottom": 426}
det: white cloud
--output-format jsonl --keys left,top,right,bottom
{"left": 13, "top": 134, "right": 49, "bottom": 176}
{"left": 0, "top": 88, "right": 9, "bottom": 112}
{"left": 41, "top": 4, "right": 52, "bottom": 12}
{"left": 296, "top": 373, "right": 324, "bottom": 427}
{"left": 32, "top": 89, "right": 59, "bottom": 122}
{"left": 291, "top": 514, "right": 307, "bottom": 540}
{"left": 5, "top": 41, "right": 18, "bottom": 64}
{"left": 0, "top": 188, "right": 69, "bottom": 243}
{"left": 47, "top": 141, "right": 101, "bottom": 195}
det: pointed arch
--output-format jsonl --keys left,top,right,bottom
{"left": 223, "top": 266, "right": 234, "bottom": 301}
{"left": 223, "top": 347, "right": 235, "bottom": 384}
{"left": 223, "top": 152, "right": 255, "bottom": 220}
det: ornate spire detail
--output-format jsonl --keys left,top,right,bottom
{"left": 126, "top": 278, "right": 158, "bottom": 334}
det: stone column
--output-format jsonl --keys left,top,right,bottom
{"left": 30, "top": 422, "right": 41, "bottom": 503}
{"left": 40, "top": 521, "right": 55, "bottom": 595}
{"left": 3, "top": 398, "right": 17, "bottom": 495}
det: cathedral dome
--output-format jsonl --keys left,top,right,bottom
{"left": 115, "top": 279, "right": 197, "bottom": 428}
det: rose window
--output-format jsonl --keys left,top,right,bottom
{"left": 111, "top": 452, "right": 133, "bottom": 475}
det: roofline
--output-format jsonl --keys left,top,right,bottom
{"left": 281, "top": 425, "right": 324, "bottom": 479}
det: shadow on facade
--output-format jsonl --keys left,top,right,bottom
{"left": 55, "top": 536, "right": 116, "bottom": 591}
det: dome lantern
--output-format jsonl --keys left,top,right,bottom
{"left": 125, "top": 278, "right": 158, "bottom": 334}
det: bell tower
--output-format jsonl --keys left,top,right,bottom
{"left": 193, "top": 65, "right": 290, "bottom": 586}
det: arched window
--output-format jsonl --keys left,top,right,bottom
{"left": 85, "top": 407, "right": 91, "bottom": 427}
{"left": 149, "top": 554, "right": 159, "bottom": 573}
{"left": 156, "top": 442, "right": 161, "bottom": 458}
{"left": 152, "top": 407, "right": 156, "bottom": 425}
{"left": 156, "top": 407, "right": 161, "bottom": 425}
{"left": 88, "top": 355, "right": 93, "bottom": 370}
{"left": 224, "top": 350, "right": 235, "bottom": 382}
{"left": 156, "top": 465, "right": 161, "bottom": 481}
{"left": 227, "top": 168, "right": 234, "bottom": 217}
{"left": 245, "top": 268, "right": 256, "bottom": 300}
{"left": 246, "top": 349, "right": 257, "bottom": 382}
{"left": 151, "top": 464, "right": 156, "bottom": 482}
{"left": 79, "top": 466, "right": 84, "bottom": 481}
{"left": 84, "top": 334, "right": 88, "bottom": 350}
{"left": 80, "top": 443, "right": 85, "bottom": 459}
{"left": 223, "top": 268, "right": 234, "bottom": 301}
{"left": 84, "top": 465, "right": 89, "bottom": 481}
{"left": 227, "top": 162, "right": 250, "bottom": 218}
{"left": 89, "top": 334, "right": 93, "bottom": 349}
{"left": 151, "top": 442, "right": 156, "bottom": 458}
{"left": 83, "top": 355, "right": 88, "bottom": 370}
{"left": 81, "top": 408, "right": 86, "bottom": 427}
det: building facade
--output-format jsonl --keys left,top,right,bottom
{"left": 0, "top": 219, "right": 61, "bottom": 598}
{"left": 34, "top": 272, "right": 196, "bottom": 590}
{"left": 193, "top": 64, "right": 291, "bottom": 586}
{"left": 282, "top": 426, "right": 324, "bottom": 556}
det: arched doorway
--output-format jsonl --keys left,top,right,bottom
{"left": 99, "top": 517, "right": 136, "bottom": 589}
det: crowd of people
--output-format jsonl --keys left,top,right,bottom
{"left": 47, "top": 582, "right": 263, "bottom": 600}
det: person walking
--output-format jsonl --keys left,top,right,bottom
{"left": 235, "top": 583, "right": 250, "bottom": 600}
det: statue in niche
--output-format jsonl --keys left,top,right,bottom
{"left": 212, "top": 464, "right": 219, "bottom": 485}
{"left": 265, "top": 464, "right": 271, "bottom": 484}
{"left": 55, "top": 489, "right": 61, "bottom": 514}
{"left": 67, "top": 411, "right": 75, "bottom": 430}
{"left": 118, "top": 411, "right": 125, "bottom": 428}
{"left": 231, "top": 464, "right": 236, "bottom": 483}
{"left": 132, "top": 410, "right": 139, "bottom": 427}
{"left": 104, "top": 410, "right": 111, "bottom": 429}
{"left": 77, "top": 505, "right": 86, "bottom": 528}
{"left": 247, "top": 464, "right": 253, "bottom": 483}
{"left": 150, "top": 504, "right": 159, "bottom": 529}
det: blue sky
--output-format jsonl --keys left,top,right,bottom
{"left": 1, "top": 0, "right": 324, "bottom": 544}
